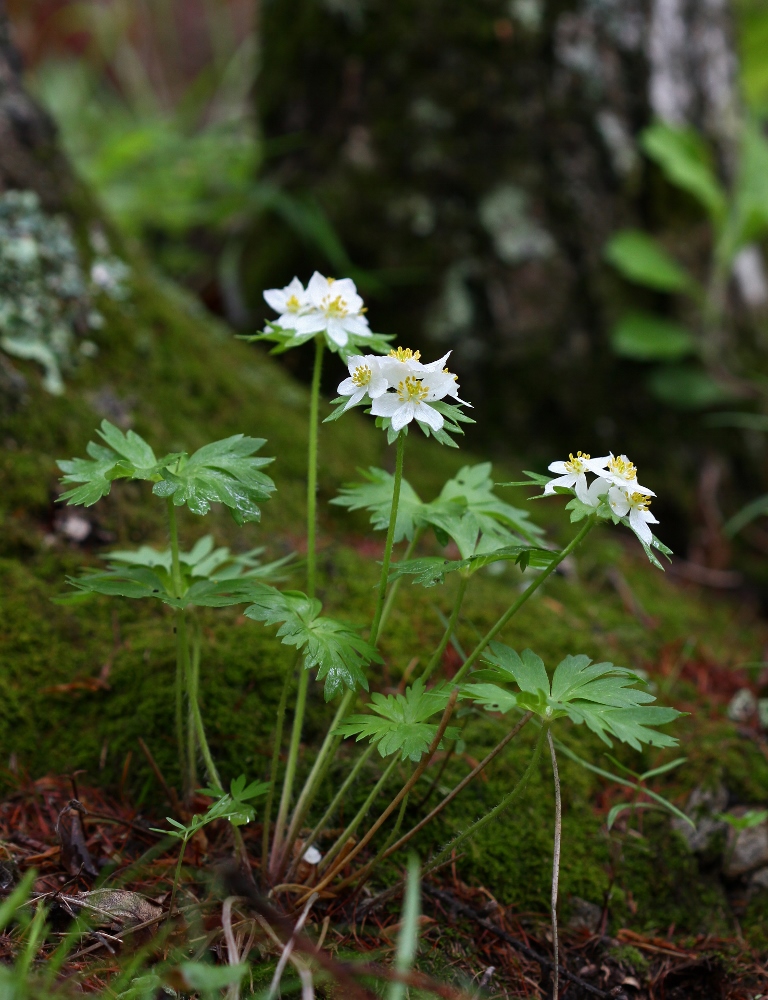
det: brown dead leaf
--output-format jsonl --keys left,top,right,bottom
{"left": 56, "top": 799, "right": 99, "bottom": 878}
{"left": 67, "top": 889, "right": 163, "bottom": 929}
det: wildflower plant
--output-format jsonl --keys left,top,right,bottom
{"left": 56, "top": 271, "right": 688, "bottom": 998}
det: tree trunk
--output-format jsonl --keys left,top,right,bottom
{"left": 249, "top": 0, "right": 752, "bottom": 501}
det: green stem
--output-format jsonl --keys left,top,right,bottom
{"left": 270, "top": 337, "right": 324, "bottom": 874}
{"left": 307, "top": 336, "right": 325, "bottom": 600}
{"left": 423, "top": 727, "right": 546, "bottom": 876}
{"left": 270, "top": 659, "right": 306, "bottom": 874}
{"left": 421, "top": 574, "right": 469, "bottom": 683}
{"left": 284, "top": 744, "right": 376, "bottom": 883}
{"left": 377, "top": 528, "right": 423, "bottom": 635}
{"left": 369, "top": 431, "right": 406, "bottom": 646}
{"left": 262, "top": 669, "right": 292, "bottom": 883}
{"left": 277, "top": 690, "right": 354, "bottom": 877}
{"left": 186, "top": 615, "right": 201, "bottom": 790}
{"left": 179, "top": 609, "right": 218, "bottom": 790}
{"left": 358, "top": 767, "right": 411, "bottom": 881}
{"left": 167, "top": 498, "right": 188, "bottom": 797}
{"left": 317, "top": 755, "right": 399, "bottom": 875}
{"left": 452, "top": 516, "right": 596, "bottom": 686}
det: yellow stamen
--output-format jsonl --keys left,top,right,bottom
{"left": 443, "top": 366, "right": 458, "bottom": 381}
{"left": 629, "top": 492, "right": 651, "bottom": 511}
{"left": 321, "top": 294, "right": 348, "bottom": 318}
{"left": 286, "top": 294, "right": 301, "bottom": 312}
{"left": 609, "top": 455, "right": 637, "bottom": 481}
{"left": 389, "top": 347, "right": 421, "bottom": 362}
{"left": 564, "top": 451, "right": 590, "bottom": 474}
{"left": 351, "top": 364, "right": 371, "bottom": 387}
{"left": 397, "top": 376, "right": 428, "bottom": 403}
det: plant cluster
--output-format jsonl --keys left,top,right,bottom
{"left": 13, "top": 271, "right": 687, "bottom": 997}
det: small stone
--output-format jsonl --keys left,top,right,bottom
{"left": 727, "top": 688, "right": 757, "bottom": 723}
{"left": 566, "top": 896, "right": 601, "bottom": 932}
{"left": 749, "top": 866, "right": 768, "bottom": 891}
{"left": 723, "top": 819, "right": 768, "bottom": 877}
{"left": 672, "top": 784, "right": 728, "bottom": 855}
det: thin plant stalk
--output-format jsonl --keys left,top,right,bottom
{"left": 278, "top": 430, "right": 408, "bottom": 877}
{"left": 452, "top": 516, "right": 597, "bottom": 686}
{"left": 317, "top": 755, "right": 399, "bottom": 875}
{"left": 262, "top": 669, "right": 292, "bottom": 881}
{"left": 547, "top": 728, "right": 562, "bottom": 1000}
{"left": 377, "top": 527, "right": 423, "bottom": 635}
{"left": 177, "top": 609, "right": 199, "bottom": 795}
{"left": 283, "top": 744, "right": 376, "bottom": 884}
{"left": 354, "top": 765, "right": 412, "bottom": 888}
{"left": 369, "top": 431, "right": 406, "bottom": 645}
{"left": 422, "top": 726, "right": 545, "bottom": 877}
{"left": 271, "top": 337, "right": 324, "bottom": 870}
{"left": 378, "top": 712, "right": 534, "bottom": 865}
{"left": 180, "top": 609, "right": 222, "bottom": 792}
{"left": 300, "top": 689, "right": 458, "bottom": 902}
{"left": 169, "top": 833, "right": 190, "bottom": 916}
{"left": 420, "top": 574, "right": 469, "bottom": 682}
{"left": 186, "top": 614, "right": 202, "bottom": 790}
{"left": 167, "top": 498, "right": 189, "bottom": 796}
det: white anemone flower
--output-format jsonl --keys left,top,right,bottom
{"left": 293, "top": 271, "right": 371, "bottom": 348}
{"left": 592, "top": 453, "right": 655, "bottom": 497}
{"left": 580, "top": 477, "right": 612, "bottom": 509}
{"left": 337, "top": 355, "right": 389, "bottom": 410}
{"left": 607, "top": 486, "right": 659, "bottom": 545}
{"left": 545, "top": 452, "right": 606, "bottom": 502}
{"left": 379, "top": 347, "right": 448, "bottom": 383}
{"left": 263, "top": 277, "right": 308, "bottom": 330}
{"left": 370, "top": 371, "right": 454, "bottom": 432}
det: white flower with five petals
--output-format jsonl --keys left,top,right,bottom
{"left": 337, "top": 355, "right": 389, "bottom": 410}
{"left": 607, "top": 486, "right": 659, "bottom": 545}
{"left": 292, "top": 272, "right": 372, "bottom": 348}
{"left": 593, "top": 453, "right": 655, "bottom": 497}
{"left": 545, "top": 452, "right": 606, "bottom": 502}
{"left": 370, "top": 370, "right": 454, "bottom": 432}
{"left": 263, "top": 277, "right": 308, "bottom": 330}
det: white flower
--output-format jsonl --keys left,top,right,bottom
{"left": 593, "top": 453, "right": 655, "bottom": 498}
{"left": 545, "top": 452, "right": 606, "bottom": 502}
{"left": 263, "top": 277, "right": 308, "bottom": 330}
{"left": 370, "top": 370, "right": 455, "bottom": 432}
{"left": 580, "top": 477, "right": 612, "bottom": 509}
{"left": 337, "top": 355, "right": 389, "bottom": 410}
{"left": 293, "top": 271, "right": 371, "bottom": 348}
{"left": 379, "top": 347, "right": 447, "bottom": 383}
{"left": 607, "top": 486, "right": 659, "bottom": 545}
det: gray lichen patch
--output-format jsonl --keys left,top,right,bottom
{"left": 0, "top": 191, "right": 129, "bottom": 394}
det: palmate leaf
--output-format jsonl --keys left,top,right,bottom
{"left": 58, "top": 421, "right": 276, "bottom": 524}
{"left": 152, "top": 435, "right": 276, "bottom": 524}
{"left": 335, "top": 679, "right": 460, "bottom": 761}
{"left": 243, "top": 585, "right": 379, "bottom": 699}
{"left": 466, "top": 642, "right": 682, "bottom": 751}
{"left": 246, "top": 322, "right": 393, "bottom": 360}
{"left": 332, "top": 462, "right": 545, "bottom": 556}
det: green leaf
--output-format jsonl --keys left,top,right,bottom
{"left": 641, "top": 123, "right": 727, "bottom": 225}
{"left": 724, "top": 494, "right": 768, "bottom": 537}
{"left": 604, "top": 230, "right": 696, "bottom": 293}
{"left": 177, "top": 963, "right": 248, "bottom": 992}
{"left": 244, "top": 585, "right": 379, "bottom": 698}
{"left": 153, "top": 435, "right": 275, "bottom": 523}
{"left": 247, "top": 322, "right": 393, "bottom": 360}
{"left": 611, "top": 313, "right": 696, "bottom": 361}
{"left": 335, "top": 679, "right": 459, "bottom": 761}
{"left": 484, "top": 643, "right": 550, "bottom": 698}
{"left": 607, "top": 801, "right": 663, "bottom": 831}
{"left": 57, "top": 420, "right": 165, "bottom": 506}
{"left": 460, "top": 682, "right": 518, "bottom": 714}
{"left": 388, "top": 544, "right": 555, "bottom": 588}
{"left": 331, "top": 467, "right": 426, "bottom": 542}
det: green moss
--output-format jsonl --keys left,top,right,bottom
{"left": 607, "top": 945, "right": 649, "bottom": 974}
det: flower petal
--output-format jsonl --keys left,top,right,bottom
{"left": 391, "top": 401, "right": 414, "bottom": 431}
{"left": 370, "top": 393, "right": 400, "bottom": 417}
{"left": 415, "top": 402, "right": 444, "bottom": 431}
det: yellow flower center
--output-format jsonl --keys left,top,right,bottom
{"left": 565, "top": 451, "right": 590, "bottom": 474}
{"left": 609, "top": 455, "right": 637, "bottom": 481}
{"left": 397, "top": 376, "right": 428, "bottom": 403}
{"left": 321, "top": 294, "right": 348, "bottom": 318}
{"left": 629, "top": 492, "right": 651, "bottom": 511}
{"left": 351, "top": 364, "right": 372, "bottom": 387}
{"left": 389, "top": 347, "right": 421, "bottom": 362}
{"left": 285, "top": 294, "right": 301, "bottom": 313}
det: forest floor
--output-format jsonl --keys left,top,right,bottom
{"left": 1, "top": 773, "right": 766, "bottom": 999}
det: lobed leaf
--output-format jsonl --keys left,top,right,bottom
{"left": 244, "top": 585, "right": 379, "bottom": 699}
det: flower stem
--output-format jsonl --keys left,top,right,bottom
{"left": 262, "top": 669, "right": 292, "bottom": 883}
{"left": 167, "top": 498, "right": 188, "bottom": 797}
{"left": 547, "top": 728, "right": 562, "bottom": 1000}
{"left": 307, "top": 336, "right": 325, "bottom": 600}
{"left": 179, "top": 608, "right": 221, "bottom": 792}
{"left": 283, "top": 743, "right": 376, "bottom": 884}
{"left": 369, "top": 431, "right": 406, "bottom": 646}
{"left": 317, "top": 755, "right": 399, "bottom": 875}
{"left": 377, "top": 527, "right": 423, "bottom": 635}
{"left": 169, "top": 833, "right": 189, "bottom": 916}
{"left": 421, "top": 573, "right": 469, "bottom": 683}
{"left": 270, "top": 337, "right": 324, "bottom": 876}
{"left": 422, "top": 726, "right": 546, "bottom": 877}
{"left": 452, "top": 516, "right": 596, "bottom": 686}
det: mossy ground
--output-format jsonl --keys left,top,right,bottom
{"left": 2, "top": 256, "right": 768, "bottom": 952}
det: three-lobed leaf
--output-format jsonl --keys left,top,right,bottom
{"left": 244, "top": 585, "right": 379, "bottom": 699}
